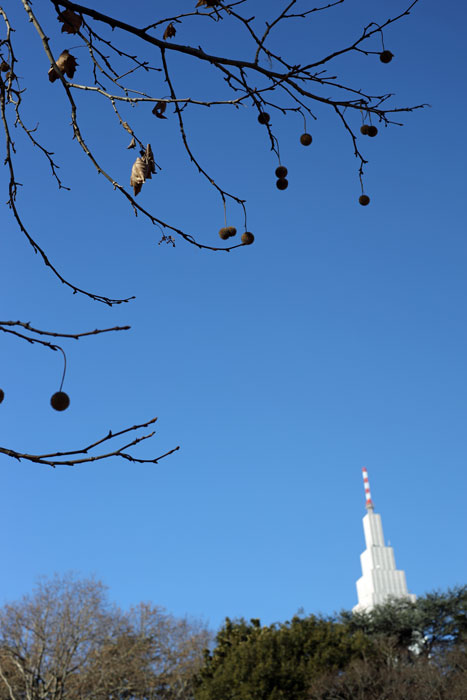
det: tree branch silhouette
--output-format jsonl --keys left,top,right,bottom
{"left": 0, "top": 0, "right": 425, "bottom": 467}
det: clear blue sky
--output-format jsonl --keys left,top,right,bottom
{"left": 1, "top": 0, "right": 466, "bottom": 630}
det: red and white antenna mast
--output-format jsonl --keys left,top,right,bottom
{"left": 361, "top": 467, "right": 374, "bottom": 510}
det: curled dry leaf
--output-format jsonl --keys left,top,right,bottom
{"left": 145, "top": 144, "right": 156, "bottom": 179}
{"left": 163, "top": 23, "right": 176, "bottom": 40}
{"left": 57, "top": 9, "right": 83, "bottom": 34}
{"left": 130, "top": 144, "right": 156, "bottom": 196}
{"left": 130, "top": 158, "right": 146, "bottom": 196}
{"left": 48, "top": 50, "right": 78, "bottom": 82}
{"left": 152, "top": 101, "right": 167, "bottom": 119}
{"left": 127, "top": 136, "right": 136, "bottom": 149}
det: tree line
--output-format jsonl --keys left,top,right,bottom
{"left": 0, "top": 574, "right": 465, "bottom": 700}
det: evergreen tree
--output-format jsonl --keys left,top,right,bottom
{"left": 194, "top": 615, "right": 368, "bottom": 700}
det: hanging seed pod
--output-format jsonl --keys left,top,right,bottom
{"left": 51, "top": 391, "right": 70, "bottom": 411}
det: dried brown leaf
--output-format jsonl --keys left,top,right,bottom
{"left": 127, "top": 137, "right": 136, "bottom": 149}
{"left": 163, "top": 23, "right": 176, "bottom": 40}
{"left": 130, "top": 157, "right": 146, "bottom": 196}
{"left": 48, "top": 51, "right": 78, "bottom": 83}
{"left": 130, "top": 144, "right": 156, "bottom": 195}
{"left": 63, "top": 53, "right": 78, "bottom": 78}
{"left": 144, "top": 144, "right": 156, "bottom": 179}
{"left": 57, "top": 9, "right": 82, "bottom": 34}
{"left": 196, "top": 0, "right": 221, "bottom": 7}
{"left": 152, "top": 101, "right": 167, "bottom": 119}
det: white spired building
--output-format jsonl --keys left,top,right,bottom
{"left": 353, "top": 467, "right": 416, "bottom": 612}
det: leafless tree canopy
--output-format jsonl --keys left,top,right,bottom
{"left": 0, "top": 574, "right": 211, "bottom": 700}
{"left": 0, "top": 1, "right": 425, "bottom": 467}
{"left": 307, "top": 638, "right": 467, "bottom": 700}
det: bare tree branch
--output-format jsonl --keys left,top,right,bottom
{"left": 0, "top": 0, "right": 426, "bottom": 467}
{"left": 0, "top": 417, "right": 180, "bottom": 468}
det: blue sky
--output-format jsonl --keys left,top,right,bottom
{"left": 1, "top": 0, "right": 466, "bottom": 630}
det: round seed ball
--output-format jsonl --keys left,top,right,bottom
{"left": 219, "top": 227, "right": 230, "bottom": 240}
{"left": 300, "top": 133, "right": 312, "bottom": 146}
{"left": 257, "top": 112, "right": 270, "bottom": 125}
{"left": 51, "top": 391, "right": 70, "bottom": 411}
{"left": 275, "top": 166, "right": 288, "bottom": 178}
{"left": 241, "top": 232, "right": 254, "bottom": 245}
{"left": 226, "top": 226, "right": 237, "bottom": 237}
{"left": 360, "top": 124, "right": 370, "bottom": 135}
{"left": 359, "top": 195, "right": 370, "bottom": 206}
{"left": 0, "top": 388, "right": 4, "bottom": 404}
{"left": 380, "top": 50, "right": 394, "bottom": 64}
{"left": 276, "top": 178, "right": 288, "bottom": 190}
{"left": 367, "top": 125, "right": 378, "bottom": 137}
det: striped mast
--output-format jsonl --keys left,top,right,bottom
{"left": 361, "top": 467, "right": 374, "bottom": 511}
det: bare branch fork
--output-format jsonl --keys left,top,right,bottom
{"left": 0, "top": 321, "right": 129, "bottom": 394}
{"left": 0, "top": 321, "right": 130, "bottom": 359}
{"left": 0, "top": 416, "right": 180, "bottom": 468}
{"left": 0, "top": 80, "right": 134, "bottom": 305}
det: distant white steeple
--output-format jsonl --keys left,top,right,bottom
{"left": 353, "top": 467, "right": 416, "bottom": 612}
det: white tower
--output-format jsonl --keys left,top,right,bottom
{"left": 353, "top": 467, "right": 416, "bottom": 612}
